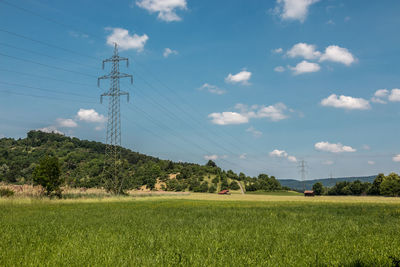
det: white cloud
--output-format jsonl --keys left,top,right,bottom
{"left": 389, "top": 88, "right": 400, "bottom": 102}
{"left": 269, "top": 149, "right": 297, "bottom": 162}
{"left": 246, "top": 126, "right": 262, "bottom": 138}
{"left": 199, "top": 83, "right": 226, "bottom": 95}
{"left": 239, "top": 153, "right": 247, "bottom": 159}
{"left": 163, "top": 48, "right": 178, "bottom": 58}
{"left": 274, "top": 66, "right": 285, "bottom": 72}
{"left": 255, "top": 103, "right": 289, "bottom": 121}
{"left": 287, "top": 155, "right": 297, "bottom": 162}
{"left": 204, "top": 154, "right": 218, "bottom": 160}
{"left": 368, "top": 161, "right": 375, "bottom": 165}
{"left": 362, "top": 145, "right": 371, "bottom": 150}
{"left": 319, "top": 45, "right": 355, "bottom": 66}
{"left": 322, "top": 160, "right": 334, "bottom": 165}
{"left": 56, "top": 118, "right": 77, "bottom": 128}
{"left": 270, "top": 149, "right": 288, "bottom": 158}
{"left": 274, "top": 0, "right": 319, "bottom": 22}
{"left": 77, "top": 109, "right": 106, "bottom": 123}
{"left": 371, "top": 89, "right": 388, "bottom": 104}
{"left": 136, "top": 0, "right": 187, "bottom": 22}
{"left": 290, "top": 60, "right": 320, "bottom": 75}
{"left": 208, "top": 112, "right": 249, "bottom": 125}
{"left": 321, "top": 94, "right": 370, "bottom": 110}
{"left": 315, "top": 141, "right": 356, "bottom": 153}
{"left": 209, "top": 103, "right": 290, "bottom": 125}
{"left": 105, "top": 27, "right": 148, "bottom": 51}
{"left": 286, "top": 43, "right": 321, "bottom": 60}
{"left": 375, "top": 89, "right": 389, "bottom": 98}
{"left": 393, "top": 154, "right": 400, "bottom": 162}
{"left": 272, "top": 48, "right": 283, "bottom": 53}
{"left": 225, "top": 70, "right": 252, "bottom": 85}
{"left": 38, "top": 126, "right": 63, "bottom": 135}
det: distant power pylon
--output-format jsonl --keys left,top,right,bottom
{"left": 98, "top": 43, "right": 132, "bottom": 194}
{"left": 298, "top": 160, "right": 308, "bottom": 192}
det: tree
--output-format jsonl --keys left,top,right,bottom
{"left": 206, "top": 160, "right": 216, "bottom": 168}
{"left": 208, "top": 184, "right": 216, "bottom": 193}
{"left": 380, "top": 173, "right": 400, "bottom": 196}
{"left": 368, "top": 173, "right": 384, "bottom": 195}
{"left": 229, "top": 180, "right": 240, "bottom": 190}
{"left": 312, "top": 182, "right": 323, "bottom": 195}
{"left": 33, "top": 155, "right": 63, "bottom": 197}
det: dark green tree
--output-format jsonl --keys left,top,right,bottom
{"left": 368, "top": 173, "right": 384, "bottom": 195}
{"left": 33, "top": 155, "right": 63, "bottom": 197}
{"left": 229, "top": 180, "right": 240, "bottom": 190}
{"left": 206, "top": 160, "right": 216, "bottom": 168}
{"left": 312, "top": 182, "right": 323, "bottom": 195}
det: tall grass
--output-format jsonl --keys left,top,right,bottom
{"left": 1, "top": 198, "right": 400, "bottom": 266}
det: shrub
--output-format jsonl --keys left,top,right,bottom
{"left": 0, "top": 188, "right": 15, "bottom": 197}
{"left": 229, "top": 180, "right": 240, "bottom": 190}
{"left": 208, "top": 185, "right": 216, "bottom": 193}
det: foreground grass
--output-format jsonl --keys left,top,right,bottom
{"left": 1, "top": 196, "right": 400, "bottom": 266}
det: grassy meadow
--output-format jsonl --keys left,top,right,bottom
{"left": 1, "top": 194, "right": 400, "bottom": 266}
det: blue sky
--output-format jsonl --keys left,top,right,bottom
{"left": 1, "top": 0, "right": 400, "bottom": 179}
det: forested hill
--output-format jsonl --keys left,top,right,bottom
{"left": 0, "top": 130, "right": 282, "bottom": 192}
{"left": 279, "top": 176, "right": 377, "bottom": 191}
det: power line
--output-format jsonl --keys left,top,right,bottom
{"left": 0, "top": 52, "right": 97, "bottom": 78}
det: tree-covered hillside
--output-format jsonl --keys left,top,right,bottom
{"left": 0, "top": 131, "right": 283, "bottom": 193}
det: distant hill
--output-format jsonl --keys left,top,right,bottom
{"left": 279, "top": 176, "right": 377, "bottom": 191}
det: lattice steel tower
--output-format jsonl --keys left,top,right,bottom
{"left": 98, "top": 43, "right": 132, "bottom": 194}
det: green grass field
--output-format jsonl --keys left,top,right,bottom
{"left": 1, "top": 195, "right": 400, "bottom": 266}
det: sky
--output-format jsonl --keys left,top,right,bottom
{"left": 0, "top": 0, "right": 400, "bottom": 179}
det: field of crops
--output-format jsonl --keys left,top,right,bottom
{"left": 1, "top": 195, "right": 400, "bottom": 266}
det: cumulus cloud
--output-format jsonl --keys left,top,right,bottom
{"left": 163, "top": 48, "right": 178, "bottom": 58}
{"left": 315, "top": 141, "right": 356, "bottom": 153}
{"left": 269, "top": 149, "right": 297, "bottom": 162}
{"left": 272, "top": 48, "right": 283, "bottom": 53}
{"left": 198, "top": 83, "right": 226, "bottom": 95}
{"left": 393, "top": 154, "right": 400, "bottom": 162}
{"left": 56, "top": 118, "right": 77, "bottom": 128}
{"left": 209, "top": 103, "right": 290, "bottom": 125}
{"left": 321, "top": 94, "right": 370, "bottom": 110}
{"left": 208, "top": 112, "right": 249, "bottom": 125}
{"left": 389, "top": 89, "right": 400, "bottom": 102}
{"left": 274, "top": 0, "right": 319, "bottom": 22}
{"left": 287, "top": 43, "right": 321, "bottom": 60}
{"left": 136, "top": 0, "right": 187, "bottom": 22}
{"left": 106, "top": 27, "right": 148, "bottom": 51}
{"left": 368, "top": 161, "right": 375, "bottom": 165}
{"left": 371, "top": 88, "right": 400, "bottom": 103}
{"left": 38, "top": 126, "right": 63, "bottom": 135}
{"left": 319, "top": 45, "right": 355, "bottom": 66}
{"left": 225, "top": 70, "right": 252, "bottom": 85}
{"left": 274, "top": 66, "right": 285, "bottom": 72}
{"left": 246, "top": 126, "right": 262, "bottom": 138}
{"left": 269, "top": 149, "right": 288, "bottom": 158}
{"left": 77, "top": 109, "right": 106, "bottom": 123}
{"left": 236, "top": 103, "right": 289, "bottom": 121}
{"left": 204, "top": 154, "right": 218, "bottom": 160}
{"left": 289, "top": 60, "right": 320, "bottom": 75}
{"left": 240, "top": 153, "right": 247, "bottom": 159}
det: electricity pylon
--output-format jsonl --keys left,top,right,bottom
{"left": 298, "top": 160, "right": 307, "bottom": 192}
{"left": 98, "top": 43, "right": 132, "bottom": 194}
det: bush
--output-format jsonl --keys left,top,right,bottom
{"left": 0, "top": 188, "right": 15, "bottom": 197}
{"left": 208, "top": 184, "right": 216, "bottom": 193}
{"left": 229, "top": 180, "right": 240, "bottom": 190}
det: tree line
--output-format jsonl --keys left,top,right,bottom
{"left": 312, "top": 173, "right": 400, "bottom": 197}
